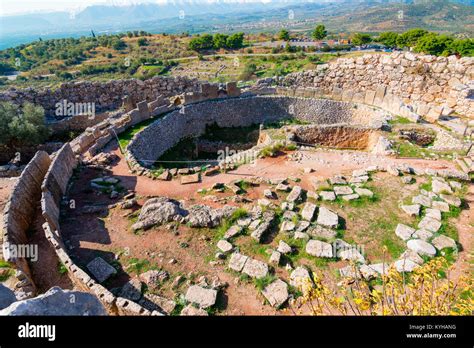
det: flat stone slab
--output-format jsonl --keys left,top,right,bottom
{"left": 185, "top": 285, "right": 217, "bottom": 309}
{"left": 316, "top": 207, "right": 339, "bottom": 228}
{"left": 320, "top": 191, "right": 336, "bottom": 201}
{"left": 87, "top": 257, "right": 117, "bottom": 283}
{"left": 432, "top": 235, "right": 457, "bottom": 250}
{"left": 350, "top": 175, "right": 369, "bottom": 184}
{"left": 286, "top": 185, "right": 302, "bottom": 202}
{"left": 412, "top": 229, "right": 433, "bottom": 241}
{"left": 180, "top": 173, "right": 200, "bottom": 185}
{"left": 224, "top": 225, "right": 242, "bottom": 239}
{"left": 425, "top": 208, "right": 441, "bottom": 221}
{"left": 440, "top": 194, "right": 461, "bottom": 207}
{"left": 355, "top": 188, "right": 373, "bottom": 197}
{"left": 340, "top": 265, "right": 362, "bottom": 279}
{"left": 228, "top": 253, "right": 249, "bottom": 272}
{"left": 307, "top": 225, "right": 337, "bottom": 240}
{"left": 329, "top": 175, "right": 347, "bottom": 185}
{"left": 334, "top": 186, "right": 353, "bottom": 196}
{"left": 407, "top": 239, "right": 436, "bottom": 257}
{"left": 432, "top": 180, "right": 453, "bottom": 194}
{"left": 418, "top": 217, "right": 442, "bottom": 233}
{"left": 432, "top": 200, "right": 450, "bottom": 212}
{"left": 301, "top": 202, "right": 317, "bottom": 221}
{"left": 306, "top": 240, "right": 333, "bottom": 258}
{"left": 119, "top": 278, "right": 143, "bottom": 301}
{"left": 217, "top": 239, "right": 233, "bottom": 253}
{"left": 290, "top": 267, "right": 311, "bottom": 289}
{"left": 399, "top": 250, "right": 424, "bottom": 265}
{"left": 342, "top": 193, "right": 359, "bottom": 201}
{"left": 412, "top": 195, "right": 432, "bottom": 207}
{"left": 262, "top": 279, "right": 289, "bottom": 308}
{"left": 294, "top": 232, "right": 310, "bottom": 240}
{"left": 352, "top": 169, "right": 368, "bottom": 177}
{"left": 401, "top": 204, "right": 420, "bottom": 217}
{"left": 395, "top": 223, "right": 415, "bottom": 241}
{"left": 242, "top": 259, "right": 269, "bottom": 279}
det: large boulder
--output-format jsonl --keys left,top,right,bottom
{"left": 132, "top": 197, "right": 185, "bottom": 231}
{"left": 306, "top": 240, "right": 333, "bottom": 258}
{"left": 0, "top": 287, "right": 107, "bottom": 315}
{"left": 186, "top": 204, "right": 236, "bottom": 228}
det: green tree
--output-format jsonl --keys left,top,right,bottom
{"left": 312, "top": 24, "right": 327, "bottom": 40}
{"left": 226, "top": 32, "right": 245, "bottom": 49}
{"left": 396, "top": 28, "right": 428, "bottom": 47}
{"left": 449, "top": 38, "right": 474, "bottom": 57}
{"left": 0, "top": 102, "right": 50, "bottom": 148}
{"left": 377, "top": 32, "right": 399, "bottom": 47}
{"left": 414, "top": 33, "right": 453, "bottom": 56}
{"left": 279, "top": 29, "right": 290, "bottom": 41}
{"left": 239, "top": 63, "right": 257, "bottom": 81}
{"left": 213, "top": 33, "right": 229, "bottom": 49}
{"left": 137, "top": 38, "right": 148, "bottom": 47}
{"left": 351, "top": 33, "right": 372, "bottom": 46}
{"left": 189, "top": 34, "right": 214, "bottom": 51}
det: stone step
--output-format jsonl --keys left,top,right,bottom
{"left": 455, "top": 158, "right": 470, "bottom": 174}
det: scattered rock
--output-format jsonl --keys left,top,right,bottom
{"left": 217, "top": 239, "right": 233, "bottom": 253}
{"left": 119, "top": 278, "right": 143, "bottom": 301}
{"left": 319, "top": 191, "right": 336, "bottom": 201}
{"left": 287, "top": 185, "right": 302, "bottom": 202}
{"left": 269, "top": 251, "right": 281, "bottom": 265}
{"left": 394, "top": 259, "right": 420, "bottom": 272}
{"left": 395, "top": 224, "right": 416, "bottom": 241}
{"left": 412, "top": 229, "right": 433, "bottom": 241}
{"left": 432, "top": 235, "right": 457, "bottom": 250}
{"left": 412, "top": 195, "right": 432, "bottom": 207}
{"left": 355, "top": 188, "right": 373, "bottom": 197}
{"left": 289, "top": 267, "right": 312, "bottom": 289}
{"left": 334, "top": 186, "right": 353, "bottom": 196}
{"left": 294, "top": 232, "right": 310, "bottom": 240}
{"left": 307, "top": 225, "right": 337, "bottom": 240}
{"left": 185, "top": 285, "right": 217, "bottom": 309}
{"left": 418, "top": 217, "right": 442, "bottom": 233}
{"left": 264, "top": 189, "right": 277, "bottom": 199}
{"left": 432, "top": 200, "right": 450, "bottom": 212}
{"left": 316, "top": 207, "right": 339, "bottom": 228}
{"left": 139, "top": 270, "right": 169, "bottom": 289}
{"left": 432, "top": 180, "right": 453, "bottom": 195}
{"left": 132, "top": 197, "right": 185, "bottom": 231}
{"left": 277, "top": 240, "right": 292, "bottom": 254}
{"left": 337, "top": 248, "right": 365, "bottom": 263}
{"left": 262, "top": 279, "right": 289, "bottom": 308}
{"left": 399, "top": 250, "right": 424, "bottom": 265}
{"left": 407, "top": 239, "right": 436, "bottom": 257}
{"left": 401, "top": 204, "right": 421, "bottom": 217}
{"left": 86, "top": 257, "right": 117, "bottom": 283}
{"left": 180, "top": 173, "right": 200, "bottom": 185}
{"left": 242, "top": 259, "right": 269, "bottom": 279}
{"left": 440, "top": 194, "right": 461, "bottom": 207}
{"left": 342, "top": 194, "right": 359, "bottom": 201}
{"left": 224, "top": 225, "right": 242, "bottom": 239}
{"left": 228, "top": 253, "right": 249, "bottom": 272}
{"left": 301, "top": 202, "right": 317, "bottom": 221}
{"left": 306, "top": 240, "right": 333, "bottom": 258}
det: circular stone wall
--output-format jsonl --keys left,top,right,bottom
{"left": 127, "top": 95, "right": 389, "bottom": 167}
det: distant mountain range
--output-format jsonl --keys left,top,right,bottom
{"left": 0, "top": 0, "right": 472, "bottom": 49}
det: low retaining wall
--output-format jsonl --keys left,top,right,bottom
{"left": 126, "top": 95, "right": 388, "bottom": 170}
{"left": 1, "top": 150, "right": 51, "bottom": 299}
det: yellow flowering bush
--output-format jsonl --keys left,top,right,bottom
{"left": 295, "top": 257, "right": 472, "bottom": 316}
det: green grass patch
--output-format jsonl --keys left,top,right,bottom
{"left": 118, "top": 117, "right": 157, "bottom": 149}
{"left": 253, "top": 274, "right": 277, "bottom": 291}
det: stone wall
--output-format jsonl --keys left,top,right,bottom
{"left": 1, "top": 150, "right": 51, "bottom": 299}
{"left": 0, "top": 76, "right": 201, "bottom": 116}
{"left": 126, "top": 95, "right": 388, "bottom": 168}
{"left": 281, "top": 52, "right": 473, "bottom": 121}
